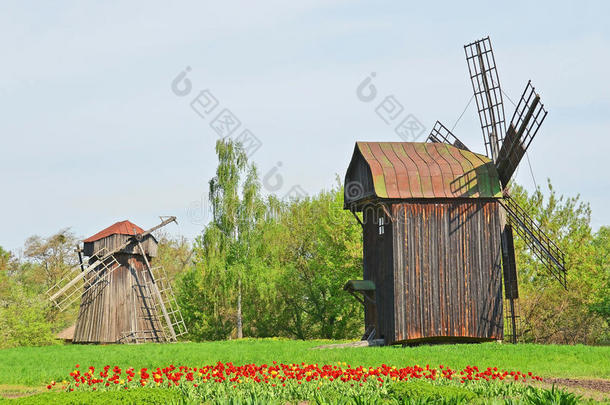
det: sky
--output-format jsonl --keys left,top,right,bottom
{"left": 1, "top": 1, "right": 609, "bottom": 253}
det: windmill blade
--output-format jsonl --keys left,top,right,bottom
{"left": 46, "top": 249, "right": 120, "bottom": 311}
{"left": 464, "top": 37, "right": 507, "bottom": 161}
{"left": 427, "top": 121, "right": 470, "bottom": 151}
{"left": 500, "top": 196, "right": 567, "bottom": 288}
{"left": 496, "top": 81, "right": 548, "bottom": 187}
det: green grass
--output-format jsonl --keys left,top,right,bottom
{"left": 1, "top": 339, "right": 608, "bottom": 387}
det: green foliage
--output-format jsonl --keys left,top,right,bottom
{"left": 523, "top": 385, "right": 581, "bottom": 405}
{"left": 1, "top": 381, "right": 589, "bottom": 405}
{"left": 588, "top": 226, "right": 610, "bottom": 326}
{"left": 0, "top": 249, "right": 57, "bottom": 349}
{"left": 0, "top": 287, "right": 57, "bottom": 349}
{"left": 180, "top": 138, "right": 266, "bottom": 340}
{"left": 0, "top": 246, "right": 10, "bottom": 271}
{"left": 510, "top": 181, "right": 610, "bottom": 344}
{"left": 177, "top": 138, "right": 363, "bottom": 341}
{"left": 388, "top": 381, "right": 476, "bottom": 402}
{"left": 271, "top": 186, "right": 363, "bottom": 339}
{"left": 0, "top": 230, "right": 81, "bottom": 349}
{"left": 1, "top": 388, "right": 182, "bottom": 404}
{"left": 178, "top": 184, "right": 364, "bottom": 341}
{"left": 22, "top": 229, "right": 79, "bottom": 290}
{"left": 152, "top": 234, "right": 194, "bottom": 286}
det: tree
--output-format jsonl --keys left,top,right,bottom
{"left": 0, "top": 245, "right": 57, "bottom": 348}
{"left": 0, "top": 277, "right": 57, "bottom": 349}
{"left": 177, "top": 176, "right": 365, "bottom": 341}
{"left": 23, "top": 229, "right": 79, "bottom": 289}
{"left": 152, "top": 233, "right": 194, "bottom": 287}
{"left": 511, "top": 180, "right": 609, "bottom": 344}
{"left": 272, "top": 184, "right": 363, "bottom": 339}
{"left": 0, "top": 246, "right": 9, "bottom": 271}
{"left": 179, "top": 138, "right": 263, "bottom": 339}
{"left": 589, "top": 226, "right": 610, "bottom": 332}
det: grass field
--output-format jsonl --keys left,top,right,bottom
{"left": 1, "top": 339, "right": 609, "bottom": 386}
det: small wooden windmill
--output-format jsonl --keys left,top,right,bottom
{"left": 343, "top": 37, "right": 567, "bottom": 345}
{"left": 47, "top": 216, "right": 187, "bottom": 344}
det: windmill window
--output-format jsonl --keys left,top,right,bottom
{"left": 378, "top": 217, "right": 385, "bottom": 235}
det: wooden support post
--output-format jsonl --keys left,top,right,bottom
{"left": 509, "top": 298, "right": 517, "bottom": 344}
{"left": 350, "top": 209, "right": 364, "bottom": 228}
{"left": 137, "top": 242, "right": 177, "bottom": 342}
{"left": 77, "top": 248, "right": 85, "bottom": 273}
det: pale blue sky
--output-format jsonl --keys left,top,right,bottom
{"left": 1, "top": 1, "right": 609, "bottom": 252}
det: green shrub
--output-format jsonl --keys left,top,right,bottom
{"left": 524, "top": 385, "right": 581, "bottom": 405}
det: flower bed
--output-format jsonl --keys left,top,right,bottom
{"left": 40, "top": 362, "right": 554, "bottom": 404}
{"left": 50, "top": 362, "right": 542, "bottom": 391}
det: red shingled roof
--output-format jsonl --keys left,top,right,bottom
{"left": 83, "top": 220, "right": 145, "bottom": 243}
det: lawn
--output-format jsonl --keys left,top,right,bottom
{"left": 0, "top": 339, "right": 609, "bottom": 403}
{"left": 1, "top": 339, "right": 609, "bottom": 386}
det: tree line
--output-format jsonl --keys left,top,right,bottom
{"left": 0, "top": 139, "right": 608, "bottom": 347}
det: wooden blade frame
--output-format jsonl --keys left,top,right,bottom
{"left": 47, "top": 249, "right": 120, "bottom": 311}
{"left": 496, "top": 81, "right": 548, "bottom": 187}
{"left": 500, "top": 196, "right": 567, "bottom": 288}
{"left": 464, "top": 37, "right": 507, "bottom": 161}
{"left": 427, "top": 121, "right": 470, "bottom": 151}
{"left": 47, "top": 216, "right": 178, "bottom": 311}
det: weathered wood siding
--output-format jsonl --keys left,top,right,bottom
{"left": 362, "top": 204, "right": 395, "bottom": 344}
{"left": 391, "top": 200, "right": 503, "bottom": 343}
{"left": 83, "top": 234, "right": 157, "bottom": 258}
{"left": 73, "top": 253, "right": 163, "bottom": 343}
{"left": 344, "top": 147, "right": 375, "bottom": 208}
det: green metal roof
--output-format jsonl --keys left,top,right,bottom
{"left": 353, "top": 142, "right": 502, "bottom": 199}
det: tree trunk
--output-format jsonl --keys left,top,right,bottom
{"left": 236, "top": 276, "right": 243, "bottom": 338}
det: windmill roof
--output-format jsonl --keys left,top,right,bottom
{"left": 83, "top": 220, "right": 145, "bottom": 243}
{"left": 345, "top": 142, "right": 502, "bottom": 204}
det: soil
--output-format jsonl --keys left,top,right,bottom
{"left": 547, "top": 378, "right": 610, "bottom": 393}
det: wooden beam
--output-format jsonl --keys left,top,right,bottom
{"left": 380, "top": 204, "right": 395, "bottom": 222}
{"left": 350, "top": 209, "right": 363, "bottom": 228}
{"left": 137, "top": 241, "right": 177, "bottom": 341}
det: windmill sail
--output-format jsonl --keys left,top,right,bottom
{"left": 500, "top": 196, "right": 567, "bottom": 288}
{"left": 47, "top": 248, "right": 120, "bottom": 311}
{"left": 427, "top": 121, "right": 470, "bottom": 151}
{"left": 464, "top": 37, "right": 507, "bottom": 161}
{"left": 496, "top": 81, "right": 548, "bottom": 187}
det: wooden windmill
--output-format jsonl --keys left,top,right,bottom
{"left": 343, "top": 37, "right": 566, "bottom": 345}
{"left": 47, "top": 217, "right": 187, "bottom": 344}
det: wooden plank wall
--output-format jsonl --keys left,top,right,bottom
{"left": 391, "top": 200, "right": 503, "bottom": 343}
{"left": 73, "top": 253, "right": 163, "bottom": 343}
{"left": 344, "top": 148, "right": 375, "bottom": 207}
{"left": 83, "top": 234, "right": 158, "bottom": 258}
{"left": 362, "top": 204, "right": 395, "bottom": 344}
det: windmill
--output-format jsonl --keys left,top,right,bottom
{"left": 427, "top": 36, "right": 567, "bottom": 342}
{"left": 46, "top": 216, "right": 188, "bottom": 344}
{"left": 342, "top": 36, "right": 567, "bottom": 346}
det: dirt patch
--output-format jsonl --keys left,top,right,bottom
{"left": 0, "top": 385, "right": 44, "bottom": 399}
{"left": 547, "top": 378, "right": 610, "bottom": 394}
